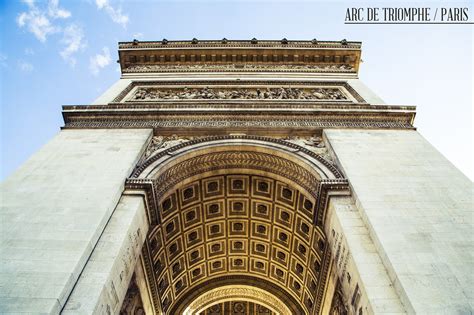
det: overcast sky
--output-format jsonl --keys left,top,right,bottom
{"left": 0, "top": 0, "right": 472, "bottom": 180}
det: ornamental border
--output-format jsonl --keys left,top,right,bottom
{"left": 63, "top": 103, "right": 415, "bottom": 111}
{"left": 122, "top": 65, "right": 356, "bottom": 74}
{"left": 129, "top": 135, "right": 341, "bottom": 179}
{"left": 118, "top": 40, "right": 362, "bottom": 50}
{"left": 112, "top": 80, "right": 366, "bottom": 103}
{"left": 63, "top": 119, "right": 414, "bottom": 130}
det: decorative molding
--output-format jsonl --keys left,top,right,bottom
{"left": 111, "top": 80, "right": 365, "bottom": 103}
{"left": 130, "top": 86, "right": 348, "bottom": 101}
{"left": 119, "top": 39, "right": 362, "bottom": 50}
{"left": 282, "top": 135, "right": 335, "bottom": 164}
{"left": 64, "top": 118, "right": 414, "bottom": 130}
{"left": 141, "top": 134, "right": 334, "bottom": 168}
{"left": 118, "top": 39, "right": 362, "bottom": 74}
{"left": 140, "top": 240, "right": 161, "bottom": 313}
{"left": 123, "top": 63, "right": 355, "bottom": 73}
{"left": 316, "top": 245, "right": 334, "bottom": 315}
{"left": 62, "top": 80, "right": 416, "bottom": 131}
{"left": 198, "top": 301, "right": 275, "bottom": 314}
{"left": 183, "top": 285, "right": 292, "bottom": 315}
{"left": 126, "top": 135, "right": 348, "bottom": 228}
{"left": 143, "top": 135, "right": 204, "bottom": 160}
{"left": 150, "top": 150, "right": 321, "bottom": 200}
{"left": 170, "top": 275, "right": 307, "bottom": 314}
{"left": 125, "top": 179, "right": 159, "bottom": 225}
{"left": 129, "top": 135, "right": 344, "bottom": 180}
{"left": 63, "top": 103, "right": 414, "bottom": 111}
{"left": 315, "top": 180, "right": 351, "bottom": 227}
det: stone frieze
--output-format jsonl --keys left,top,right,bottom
{"left": 131, "top": 86, "right": 347, "bottom": 101}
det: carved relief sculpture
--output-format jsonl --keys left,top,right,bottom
{"left": 131, "top": 86, "right": 347, "bottom": 101}
{"left": 330, "top": 282, "right": 349, "bottom": 315}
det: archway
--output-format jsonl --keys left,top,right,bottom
{"left": 124, "top": 136, "right": 349, "bottom": 314}
{"left": 183, "top": 284, "right": 292, "bottom": 315}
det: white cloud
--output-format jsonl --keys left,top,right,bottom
{"left": 60, "top": 24, "right": 86, "bottom": 66}
{"left": 18, "top": 60, "right": 34, "bottom": 72}
{"left": 17, "top": 1, "right": 84, "bottom": 67}
{"left": 133, "top": 32, "right": 144, "bottom": 39}
{"left": 89, "top": 47, "right": 111, "bottom": 75}
{"left": 48, "top": 0, "right": 71, "bottom": 19}
{"left": 95, "top": 0, "right": 129, "bottom": 28}
{"left": 17, "top": 9, "right": 57, "bottom": 42}
{"left": 16, "top": 0, "right": 70, "bottom": 42}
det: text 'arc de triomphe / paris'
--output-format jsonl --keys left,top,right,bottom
{"left": 0, "top": 39, "right": 472, "bottom": 315}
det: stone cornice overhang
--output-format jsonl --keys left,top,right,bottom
{"left": 118, "top": 39, "right": 362, "bottom": 74}
{"left": 61, "top": 103, "right": 416, "bottom": 133}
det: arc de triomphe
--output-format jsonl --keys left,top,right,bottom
{"left": 1, "top": 39, "right": 472, "bottom": 315}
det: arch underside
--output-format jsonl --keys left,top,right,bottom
{"left": 125, "top": 136, "right": 349, "bottom": 314}
{"left": 198, "top": 300, "right": 277, "bottom": 315}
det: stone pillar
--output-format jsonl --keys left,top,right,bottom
{"left": 325, "top": 129, "right": 473, "bottom": 314}
{"left": 0, "top": 129, "right": 151, "bottom": 313}
{"left": 63, "top": 194, "right": 149, "bottom": 314}
{"left": 324, "top": 196, "right": 405, "bottom": 314}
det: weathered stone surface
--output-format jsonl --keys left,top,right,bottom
{"left": 326, "top": 197, "right": 406, "bottom": 314}
{"left": 62, "top": 195, "right": 148, "bottom": 314}
{"left": 325, "top": 129, "right": 473, "bottom": 314}
{"left": 3, "top": 39, "right": 470, "bottom": 315}
{"left": 0, "top": 129, "right": 151, "bottom": 313}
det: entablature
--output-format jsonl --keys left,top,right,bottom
{"left": 61, "top": 104, "right": 416, "bottom": 134}
{"left": 119, "top": 39, "right": 362, "bottom": 75}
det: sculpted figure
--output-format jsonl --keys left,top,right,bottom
{"left": 132, "top": 86, "right": 346, "bottom": 101}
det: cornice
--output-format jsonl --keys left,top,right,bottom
{"left": 118, "top": 39, "right": 362, "bottom": 74}
{"left": 61, "top": 104, "right": 416, "bottom": 132}
{"left": 118, "top": 39, "right": 362, "bottom": 50}
{"left": 62, "top": 103, "right": 415, "bottom": 111}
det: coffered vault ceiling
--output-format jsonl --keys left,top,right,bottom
{"left": 144, "top": 173, "right": 328, "bottom": 314}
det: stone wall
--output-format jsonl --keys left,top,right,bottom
{"left": 326, "top": 129, "right": 473, "bottom": 314}
{"left": 0, "top": 129, "right": 151, "bottom": 313}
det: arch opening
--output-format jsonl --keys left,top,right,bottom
{"left": 125, "top": 136, "right": 348, "bottom": 314}
{"left": 183, "top": 285, "right": 291, "bottom": 315}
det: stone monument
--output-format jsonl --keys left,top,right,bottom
{"left": 1, "top": 39, "right": 472, "bottom": 314}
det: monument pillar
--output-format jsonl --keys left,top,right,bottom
{"left": 0, "top": 129, "right": 151, "bottom": 313}
{"left": 325, "top": 129, "right": 473, "bottom": 313}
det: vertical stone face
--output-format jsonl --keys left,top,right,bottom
{"left": 325, "top": 129, "right": 473, "bottom": 314}
{"left": 0, "top": 129, "right": 151, "bottom": 313}
{"left": 63, "top": 195, "right": 149, "bottom": 314}
{"left": 325, "top": 197, "right": 405, "bottom": 314}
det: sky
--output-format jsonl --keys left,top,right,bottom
{"left": 0, "top": 0, "right": 472, "bottom": 181}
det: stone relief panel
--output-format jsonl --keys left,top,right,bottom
{"left": 112, "top": 80, "right": 365, "bottom": 104}
{"left": 143, "top": 135, "right": 334, "bottom": 165}
{"left": 120, "top": 274, "right": 145, "bottom": 315}
{"left": 330, "top": 281, "right": 349, "bottom": 315}
{"left": 281, "top": 135, "right": 335, "bottom": 164}
{"left": 130, "top": 86, "right": 348, "bottom": 101}
{"left": 143, "top": 135, "right": 203, "bottom": 159}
